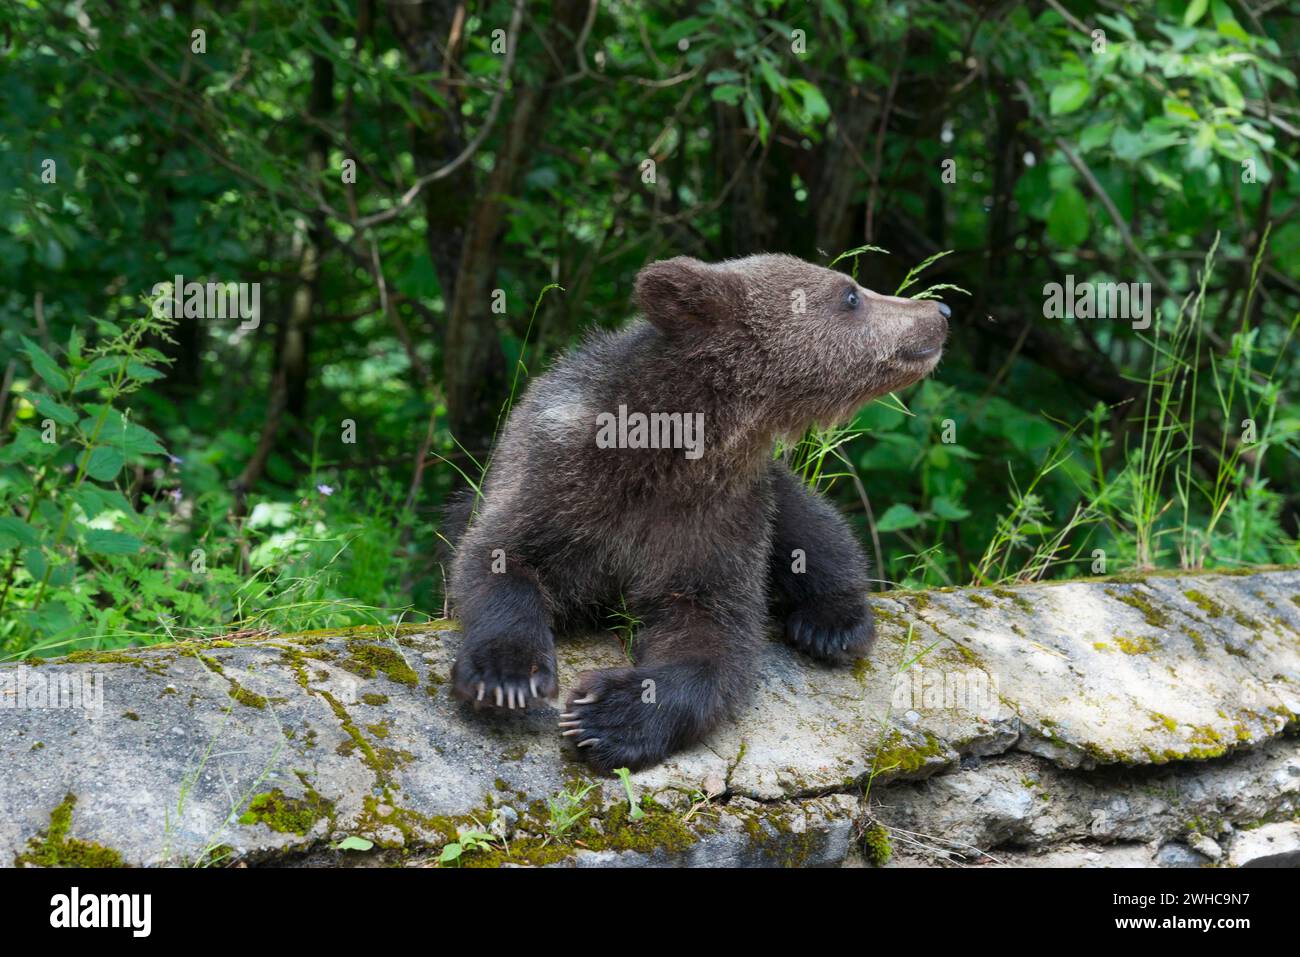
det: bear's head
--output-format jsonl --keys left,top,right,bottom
{"left": 634, "top": 253, "right": 949, "bottom": 433}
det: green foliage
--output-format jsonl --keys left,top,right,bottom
{"left": 0, "top": 311, "right": 432, "bottom": 656}
{"left": 1, "top": 0, "right": 1298, "bottom": 649}
{"left": 614, "top": 767, "right": 646, "bottom": 822}
{"left": 545, "top": 781, "right": 599, "bottom": 842}
{"left": 437, "top": 828, "right": 499, "bottom": 865}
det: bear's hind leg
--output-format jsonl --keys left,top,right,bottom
{"left": 769, "top": 463, "right": 876, "bottom": 663}
{"left": 561, "top": 598, "right": 757, "bottom": 773}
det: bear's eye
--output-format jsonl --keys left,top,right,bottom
{"left": 844, "top": 289, "right": 860, "bottom": 310}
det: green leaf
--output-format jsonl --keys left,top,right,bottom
{"left": 0, "top": 426, "right": 59, "bottom": 464}
{"left": 931, "top": 496, "right": 972, "bottom": 521}
{"left": 1111, "top": 126, "right": 1181, "bottom": 162}
{"left": 21, "top": 546, "right": 47, "bottom": 581}
{"left": 1162, "top": 98, "right": 1199, "bottom": 122}
{"left": 659, "top": 17, "right": 709, "bottom": 46}
{"left": 1049, "top": 79, "right": 1091, "bottom": 116}
{"left": 438, "top": 843, "right": 462, "bottom": 863}
{"left": 1216, "top": 19, "right": 1251, "bottom": 43}
{"left": 20, "top": 336, "right": 69, "bottom": 392}
{"left": 125, "top": 362, "right": 166, "bottom": 384}
{"left": 79, "top": 409, "right": 167, "bottom": 456}
{"left": 30, "top": 394, "right": 78, "bottom": 427}
{"left": 791, "top": 79, "right": 830, "bottom": 124}
{"left": 81, "top": 447, "right": 125, "bottom": 482}
{"left": 0, "top": 516, "right": 39, "bottom": 550}
{"left": 1183, "top": 0, "right": 1208, "bottom": 26}
{"left": 876, "top": 504, "right": 925, "bottom": 532}
{"left": 71, "top": 485, "right": 134, "bottom": 520}
{"left": 81, "top": 528, "right": 143, "bottom": 556}
{"left": 335, "top": 836, "right": 374, "bottom": 852}
{"left": 1077, "top": 122, "right": 1114, "bottom": 153}
{"left": 758, "top": 59, "right": 784, "bottom": 94}
{"left": 1046, "top": 185, "right": 1090, "bottom": 246}
{"left": 710, "top": 84, "right": 745, "bottom": 105}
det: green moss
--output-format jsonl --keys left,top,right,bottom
{"left": 860, "top": 823, "right": 892, "bottom": 866}
{"left": 739, "top": 806, "right": 825, "bottom": 867}
{"left": 1184, "top": 589, "right": 1225, "bottom": 617}
{"left": 375, "top": 747, "right": 415, "bottom": 771}
{"left": 968, "top": 593, "right": 994, "bottom": 610}
{"left": 318, "top": 689, "right": 392, "bottom": 783}
{"left": 454, "top": 792, "right": 703, "bottom": 868}
{"left": 65, "top": 650, "right": 138, "bottom": 664}
{"left": 1183, "top": 627, "right": 1208, "bottom": 654}
{"left": 990, "top": 587, "right": 1036, "bottom": 614}
{"left": 60, "top": 649, "right": 172, "bottom": 676}
{"left": 871, "top": 730, "right": 946, "bottom": 776}
{"left": 1106, "top": 588, "right": 1171, "bottom": 629}
{"left": 122, "top": 711, "right": 139, "bottom": 721}
{"left": 238, "top": 786, "right": 335, "bottom": 836}
{"left": 15, "top": 794, "right": 126, "bottom": 868}
{"left": 1188, "top": 725, "right": 1223, "bottom": 746}
{"left": 308, "top": 622, "right": 451, "bottom": 640}
{"left": 1149, "top": 711, "right": 1178, "bottom": 733}
{"left": 340, "top": 641, "right": 419, "bottom": 686}
{"left": 361, "top": 692, "right": 389, "bottom": 706}
{"left": 228, "top": 682, "right": 268, "bottom": 709}
{"left": 195, "top": 844, "right": 237, "bottom": 867}
{"left": 195, "top": 652, "right": 224, "bottom": 674}
{"left": 850, "top": 658, "right": 873, "bottom": 683}
{"left": 1113, "top": 634, "right": 1159, "bottom": 655}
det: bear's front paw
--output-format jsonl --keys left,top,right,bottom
{"left": 451, "top": 620, "right": 557, "bottom": 710}
{"left": 784, "top": 592, "right": 875, "bottom": 664}
{"left": 559, "top": 668, "right": 681, "bottom": 774}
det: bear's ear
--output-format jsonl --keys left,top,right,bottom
{"left": 634, "top": 256, "right": 740, "bottom": 335}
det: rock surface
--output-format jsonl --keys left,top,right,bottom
{"left": 1, "top": 568, "right": 1297, "bottom": 867}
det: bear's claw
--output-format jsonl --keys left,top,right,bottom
{"left": 451, "top": 628, "right": 558, "bottom": 711}
{"left": 561, "top": 669, "right": 674, "bottom": 773}
{"left": 784, "top": 593, "right": 876, "bottom": 664}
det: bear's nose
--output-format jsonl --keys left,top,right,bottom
{"left": 937, "top": 302, "right": 951, "bottom": 319}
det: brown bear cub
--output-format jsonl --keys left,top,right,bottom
{"left": 448, "top": 253, "right": 948, "bottom": 773}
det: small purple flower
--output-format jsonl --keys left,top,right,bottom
{"left": 317, "top": 484, "right": 334, "bottom": 497}
{"left": 167, "top": 454, "right": 184, "bottom": 466}
{"left": 169, "top": 488, "right": 183, "bottom": 503}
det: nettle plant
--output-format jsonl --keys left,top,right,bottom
{"left": 0, "top": 312, "right": 217, "bottom": 651}
{"left": 0, "top": 309, "right": 429, "bottom": 657}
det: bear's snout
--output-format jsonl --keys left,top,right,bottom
{"left": 901, "top": 304, "right": 948, "bottom": 362}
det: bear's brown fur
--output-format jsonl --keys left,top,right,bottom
{"left": 447, "top": 254, "right": 949, "bottom": 772}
